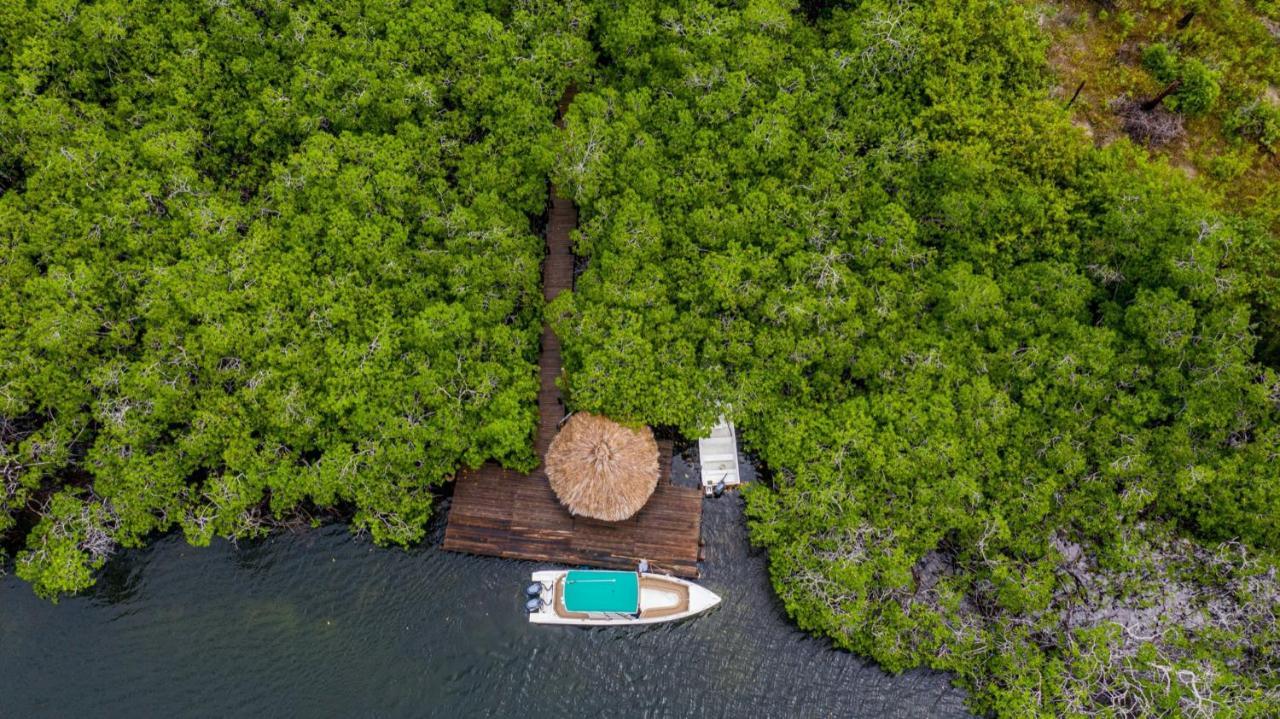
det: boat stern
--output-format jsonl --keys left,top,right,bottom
{"left": 526, "top": 571, "right": 563, "bottom": 623}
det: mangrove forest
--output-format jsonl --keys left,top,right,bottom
{"left": 2, "top": 1, "right": 1278, "bottom": 716}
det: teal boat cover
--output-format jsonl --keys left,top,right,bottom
{"left": 562, "top": 570, "right": 639, "bottom": 613}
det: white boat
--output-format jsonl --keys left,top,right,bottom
{"left": 526, "top": 569, "right": 721, "bottom": 626}
{"left": 698, "top": 416, "right": 741, "bottom": 496}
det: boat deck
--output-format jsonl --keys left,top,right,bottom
{"left": 441, "top": 88, "right": 704, "bottom": 578}
{"left": 698, "top": 416, "right": 741, "bottom": 496}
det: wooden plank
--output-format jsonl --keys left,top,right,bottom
{"left": 441, "top": 86, "right": 702, "bottom": 578}
{"left": 444, "top": 459, "right": 703, "bottom": 578}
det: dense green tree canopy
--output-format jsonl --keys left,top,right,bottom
{"left": 1, "top": 0, "right": 592, "bottom": 596}
{"left": 550, "top": 1, "right": 1280, "bottom": 715}
{"left": 2, "top": 1, "right": 1278, "bottom": 716}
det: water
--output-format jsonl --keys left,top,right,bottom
{"left": 0, "top": 448, "right": 971, "bottom": 718}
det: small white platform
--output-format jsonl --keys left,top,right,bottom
{"left": 698, "top": 417, "right": 740, "bottom": 496}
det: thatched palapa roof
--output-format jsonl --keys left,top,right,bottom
{"left": 545, "top": 413, "right": 659, "bottom": 522}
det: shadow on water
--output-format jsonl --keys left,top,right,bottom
{"left": 89, "top": 547, "right": 150, "bottom": 607}
{"left": 229, "top": 538, "right": 270, "bottom": 572}
{"left": 0, "top": 446, "right": 973, "bottom": 719}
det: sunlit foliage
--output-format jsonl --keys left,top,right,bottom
{"left": 0, "top": 0, "right": 593, "bottom": 597}
{"left": 552, "top": 1, "right": 1280, "bottom": 715}
{"left": 3, "top": 1, "right": 1277, "bottom": 715}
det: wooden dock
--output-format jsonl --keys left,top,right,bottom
{"left": 441, "top": 89, "right": 704, "bottom": 578}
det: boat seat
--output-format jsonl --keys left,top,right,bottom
{"left": 637, "top": 576, "right": 690, "bottom": 619}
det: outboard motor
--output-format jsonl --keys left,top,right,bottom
{"left": 713, "top": 479, "right": 726, "bottom": 498}
{"left": 525, "top": 597, "right": 544, "bottom": 613}
{"left": 525, "top": 582, "right": 544, "bottom": 598}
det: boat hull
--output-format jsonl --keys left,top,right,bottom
{"left": 528, "top": 570, "right": 720, "bottom": 626}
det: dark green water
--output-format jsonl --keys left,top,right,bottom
{"left": 0, "top": 449, "right": 972, "bottom": 718}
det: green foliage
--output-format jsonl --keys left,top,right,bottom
{"left": 15, "top": 492, "right": 116, "bottom": 601}
{"left": 550, "top": 0, "right": 1280, "bottom": 716}
{"left": 1227, "top": 98, "right": 1280, "bottom": 152}
{"left": 1173, "top": 57, "right": 1221, "bottom": 114}
{"left": 3, "top": 0, "right": 1279, "bottom": 715}
{"left": 0, "top": 0, "right": 595, "bottom": 599}
{"left": 1140, "top": 43, "right": 1220, "bottom": 115}
{"left": 1141, "top": 42, "right": 1179, "bottom": 82}
{"left": 1053, "top": 0, "right": 1280, "bottom": 191}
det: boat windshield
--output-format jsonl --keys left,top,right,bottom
{"left": 562, "top": 571, "right": 639, "bottom": 613}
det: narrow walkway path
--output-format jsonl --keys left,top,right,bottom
{"left": 442, "top": 88, "right": 704, "bottom": 577}
{"left": 533, "top": 86, "right": 577, "bottom": 457}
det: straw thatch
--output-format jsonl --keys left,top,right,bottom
{"left": 545, "top": 413, "right": 659, "bottom": 522}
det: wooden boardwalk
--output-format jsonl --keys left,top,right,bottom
{"left": 441, "top": 89, "right": 704, "bottom": 578}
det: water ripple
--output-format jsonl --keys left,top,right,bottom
{"left": 0, "top": 447, "right": 972, "bottom": 718}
